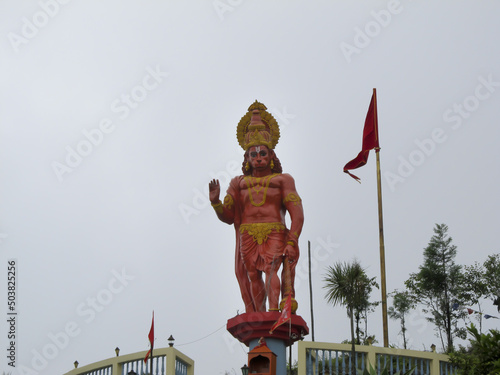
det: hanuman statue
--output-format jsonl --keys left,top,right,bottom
{"left": 209, "top": 101, "right": 304, "bottom": 313}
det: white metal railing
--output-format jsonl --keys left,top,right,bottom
{"left": 63, "top": 347, "right": 194, "bottom": 375}
{"left": 298, "top": 341, "right": 457, "bottom": 375}
{"left": 174, "top": 358, "right": 189, "bottom": 375}
{"left": 121, "top": 355, "right": 166, "bottom": 374}
{"left": 80, "top": 366, "right": 112, "bottom": 375}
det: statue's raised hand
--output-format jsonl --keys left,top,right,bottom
{"left": 209, "top": 179, "right": 221, "bottom": 204}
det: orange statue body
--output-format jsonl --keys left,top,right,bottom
{"left": 209, "top": 101, "right": 304, "bottom": 313}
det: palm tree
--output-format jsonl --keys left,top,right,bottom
{"left": 323, "top": 259, "right": 375, "bottom": 374}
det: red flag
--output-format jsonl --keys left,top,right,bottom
{"left": 343, "top": 89, "right": 379, "bottom": 182}
{"left": 144, "top": 311, "right": 155, "bottom": 363}
{"left": 269, "top": 294, "right": 292, "bottom": 334}
{"left": 467, "top": 308, "right": 474, "bottom": 315}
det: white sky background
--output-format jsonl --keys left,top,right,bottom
{"left": 1, "top": 0, "right": 499, "bottom": 374}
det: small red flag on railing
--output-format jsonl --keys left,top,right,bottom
{"left": 144, "top": 311, "right": 154, "bottom": 363}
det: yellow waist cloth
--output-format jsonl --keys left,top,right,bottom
{"left": 239, "top": 222, "right": 285, "bottom": 245}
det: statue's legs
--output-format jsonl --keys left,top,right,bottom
{"left": 235, "top": 234, "right": 256, "bottom": 313}
{"left": 240, "top": 232, "right": 267, "bottom": 312}
{"left": 246, "top": 268, "right": 266, "bottom": 312}
{"left": 265, "top": 259, "right": 282, "bottom": 311}
{"left": 239, "top": 229, "right": 285, "bottom": 312}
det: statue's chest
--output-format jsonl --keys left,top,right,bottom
{"left": 239, "top": 176, "right": 282, "bottom": 207}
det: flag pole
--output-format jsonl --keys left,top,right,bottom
{"left": 289, "top": 320, "right": 292, "bottom": 372}
{"left": 308, "top": 240, "right": 315, "bottom": 342}
{"left": 373, "top": 88, "right": 389, "bottom": 347}
{"left": 150, "top": 344, "right": 153, "bottom": 375}
{"left": 149, "top": 311, "right": 155, "bottom": 375}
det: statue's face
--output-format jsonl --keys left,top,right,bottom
{"left": 248, "top": 145, "right": 271, "bottom": 171}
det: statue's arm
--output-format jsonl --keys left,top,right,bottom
{"left": 282, "top": 174, "right": 304, "bottom": 258}
{"left": 209, "top": 178, "right": 237, "bottom": 225}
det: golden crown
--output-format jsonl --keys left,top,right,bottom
{"left": 236, "top": 101, "right": 280, "bottom": 150}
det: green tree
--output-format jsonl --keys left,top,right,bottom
{"left": 484, "top": 254, "right": 500, "bottom": 305}
{"left": 405, "top": 223, "right": 467, "bottom": 352}
{"left": 323, "top": 259, "right": 378, "bottom": 374}
{"left": 449, "top": 324, "right": 500, "bottom": 375}
{"left": 459, "top": 262, "right": 488, "bottom": 333}
{"left": 286, "top": 359, "right": 298, "bottom": 375}
{"left": 388, "top": 290, "right": 415, "bottom": 349}
{"left": 357, "top": 284, "right": 379, "bottom": 346}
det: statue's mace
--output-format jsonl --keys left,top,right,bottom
{"left": 280, "top": 256, "right": 298, "bottom": 314}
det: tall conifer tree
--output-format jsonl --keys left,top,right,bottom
{"left": 405, "top": 223, "right": 466, "bottom": 352}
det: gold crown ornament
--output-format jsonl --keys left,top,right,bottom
{"left": 236, "top": 101, "right": 280, "bottom": 150}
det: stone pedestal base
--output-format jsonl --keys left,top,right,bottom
{"left": 227, "top": 312, "right": 309, "bottom": 346}
{"left": 227, "top": 312, "right": 309, "bottom": 375}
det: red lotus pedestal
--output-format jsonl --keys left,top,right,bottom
{"left": 227, "top": 312, "right": 309, "bottom": 347}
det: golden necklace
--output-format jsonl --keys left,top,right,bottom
{"left": 244, "top": 174, "right": 278, "bottom": 207}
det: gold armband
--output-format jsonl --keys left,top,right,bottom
{"left": 283, "top": 192, "right": 302, "bottom": 206}
{"left": 211, "top": 201, "right": 223, "bottom": 214}
{"left": 287, "top": 232, "right": 299, "bottom": 247}
{"left": 223, "top": 194, "right": 234, "bottom": 210}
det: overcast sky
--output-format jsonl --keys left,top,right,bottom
{"left": 1, "top": 1, "right": 499, "bottom": 374}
